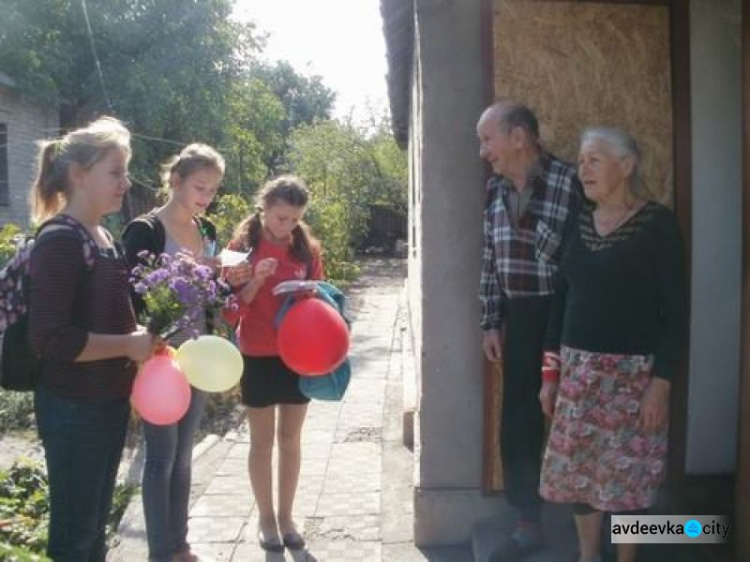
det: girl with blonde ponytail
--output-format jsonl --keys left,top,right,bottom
{"left": 27, "top": 116, "right": 160, "bottom": 561}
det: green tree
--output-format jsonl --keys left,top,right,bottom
{"left": 251, "top": 61, "right": 335, "bottom": 132}
{"left": 0, "top": 0, "right": 261, "bottom": 216}
{"left": 249, "top": 61, "right": 336, "bottom": 172}
{"left": 287, "top": 117, "right": 407, "bottom": 281}
{"left": 225, "top": 78, "right": 286, "bottom": 195}
{"left": 210, "top": 193, "right": 251, "bottom": 249}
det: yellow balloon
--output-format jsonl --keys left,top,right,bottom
{"left": 175, "top": 338, "right": 197, "bottom": 378}
{"left": 176, "top": 335, "right": 243, "bottom": 393}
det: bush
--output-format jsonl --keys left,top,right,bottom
{"left": 0, "top": 542, "right": 49, "bottom": 561}
{"left": 107, "top": 483, "right": 137, "bottom": 544}
{"left": 0, "top": 460, "right": 49, "bottom": 556}
{"left": 0, "top": 223, "right": 24, "bottom": 264}
{"left": 0, "top": 392, "right": 35, "bottom": 435}
{"left": 0, "top": 459, "right": 136, "bottom": 557}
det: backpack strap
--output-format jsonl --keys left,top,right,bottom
{"left": 196, "top": 215, "right": 217, "bottom": 243}
{"left": 122, "top": 212, "right": 165, "bottom": 257}
{"left": 36, "top": 214, "right": 98, "bottom": 270}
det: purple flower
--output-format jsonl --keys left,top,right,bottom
{"left": 128, "top": 250, "right": 231, "bottom": 339}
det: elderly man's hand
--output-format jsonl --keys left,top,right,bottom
{"left": 640, "top": 377, "right": 671, "bottom": 432}
{"left": 482, "top": 329, "right": 503, "bottom": 363}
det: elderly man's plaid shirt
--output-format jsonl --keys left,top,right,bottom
{"left": 480, "top": 151, "right": 580, "bottom": 330}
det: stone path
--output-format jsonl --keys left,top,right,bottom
{"left": 109, "top": 258, "right": 472, "bottom": 561}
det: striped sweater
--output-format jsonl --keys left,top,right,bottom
{"left": 29, "top": 230, "right": 137, "bottom": 402}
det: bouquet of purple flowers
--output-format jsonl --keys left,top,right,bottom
{"left": 130, "top": 251, "right": 232, "bottom": 339}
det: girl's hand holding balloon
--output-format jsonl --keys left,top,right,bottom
{"left": 127, "top": 327, "right": 163, "bottom": 362}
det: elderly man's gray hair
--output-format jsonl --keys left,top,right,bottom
{"left": 492, "top": 100, "right": 540, "bottom": 140}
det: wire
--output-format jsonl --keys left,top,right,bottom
{"left": 130, "top": 132, "right": 188, "bottom": 148}
{"left": 128, "top": 173, "right": 162, "bottom": 193}
{"left": 80, "top": 0, "right": 114, "bottom": 113}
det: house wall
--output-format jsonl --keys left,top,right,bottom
{"left": 407, "top": 30, "right": 423, "bottom": 416}
{"left": 0, "top": 85, "right": 58, "bottom": 229}
{"left": 686, "top": 0, "right": 742, "bottom": 473}
{"left": 408, "top": 0, "right": 508, "bottom": 546}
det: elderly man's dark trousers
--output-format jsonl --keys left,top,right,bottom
{"left": 500, "top": 295, "right": 551, "bottom": 521}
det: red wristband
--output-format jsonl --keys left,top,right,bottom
{"left": 542, "top": 351, "right": 561, "bottom": 383}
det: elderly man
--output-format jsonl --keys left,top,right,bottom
{"left": 478, "top": 100, "right": 580, "bottom": 561}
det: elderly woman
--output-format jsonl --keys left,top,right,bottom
{"left": 538, "top": 127, "right": 687, "bottom": 562}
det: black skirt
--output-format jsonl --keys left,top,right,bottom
{"left": 240, "top": 355, "right": 310, "bottom": 408}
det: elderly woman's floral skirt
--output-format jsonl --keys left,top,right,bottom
{"left": 539, "top": 346, "right": 668, "bottom": 512}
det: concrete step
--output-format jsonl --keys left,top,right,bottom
{"left": 471, "top": 503, "right": 578, "bottom": 562}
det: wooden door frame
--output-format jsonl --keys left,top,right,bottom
{"left": 479, "top": 0, "right": 693, "bottom": 493}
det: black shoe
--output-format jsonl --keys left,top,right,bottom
{"left": 488, "top": 535, "right": 544, "bottom": 562}
{"left": 282, "top": 531, "right": 306, "bottom": 550}
{"left": 257, "top": 528, "right": 284, "bottom": 552}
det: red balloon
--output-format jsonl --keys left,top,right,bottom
{"left": 278, "top": 298, "right": 349, "bottom": 377}
{"left": 131, "top": 356, "right": 191, "bottom": 425}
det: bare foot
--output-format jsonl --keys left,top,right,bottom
{"left": 277, "top": 517, "right": 300, "bottom": 536}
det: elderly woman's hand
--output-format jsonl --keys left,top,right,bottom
{"left": 539, "top": 381, "right": 558, "bottom": 418}
{"left": 640, "top": 377, "right": 671, "bottom": 432}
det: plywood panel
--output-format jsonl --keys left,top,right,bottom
{"left": 493, "top": 0, "right": 673, "bottom": 204}
{"left": 483, "top": 359, "right": 504, "bottom": 490}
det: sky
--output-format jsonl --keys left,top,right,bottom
{"left": 233, "top": 0, "right": 390, "bottom": 124}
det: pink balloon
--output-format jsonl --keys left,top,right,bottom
{"left": 131, "top": 356, "right": 191, "bottom": 425}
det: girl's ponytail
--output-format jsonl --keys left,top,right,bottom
{"left": 30, "top": 140, "right": 66, "bottom": 224}
{"left": 231, "top": 208, "right": 264, "bottom": 252}
{"left": 291, "top": 222, "right": 319, "bottom": 273}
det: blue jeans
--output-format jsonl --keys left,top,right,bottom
{"left": 34, "top": 384, "right": 130, "bottom": 562}
{"left": 142, "top": 388, "right": 207, "bottom": 561}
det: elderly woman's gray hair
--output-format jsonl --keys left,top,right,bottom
{"left": 581, "top": 126, "right": 644, "bottom": 193}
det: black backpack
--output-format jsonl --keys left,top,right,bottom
{"left": 0, "top": 215, "right": 97, "bottom": 391}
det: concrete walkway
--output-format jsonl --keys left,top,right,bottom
{"left": 109, "top": 258, "right": 472, "bottom": 562}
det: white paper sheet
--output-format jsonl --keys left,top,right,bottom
{"left": 218, "top": 249, "right": 250, "bottom": 267}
